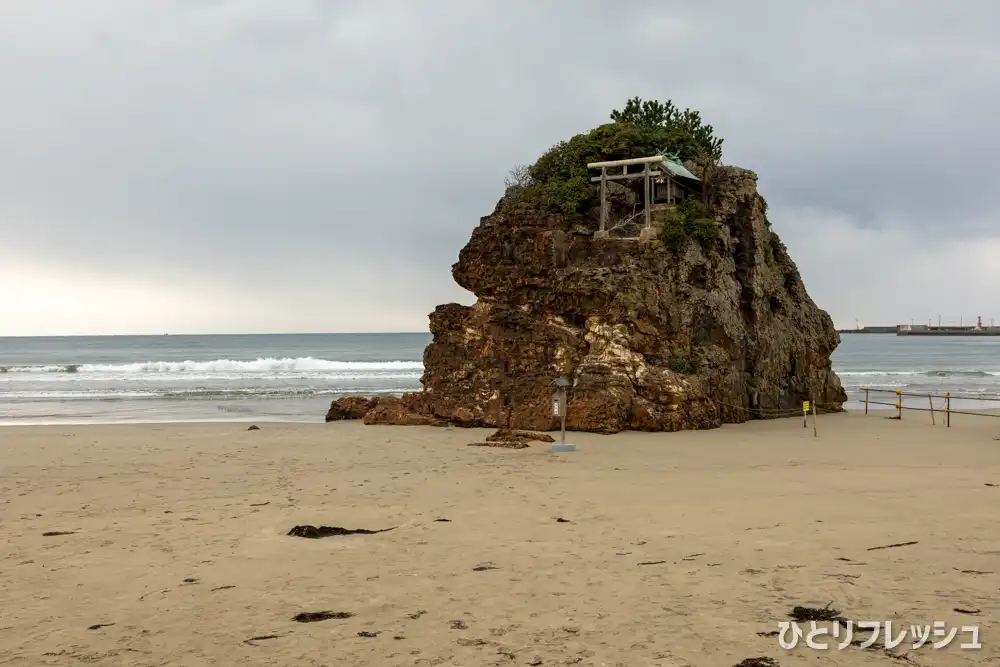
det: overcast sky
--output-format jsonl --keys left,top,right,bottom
{"left": 2, "top": 1, "right": 998, "bottom": 336}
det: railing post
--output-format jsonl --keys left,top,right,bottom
{"left": 945, "top": 392, "right": 951, "bottom": 427}
{"left": 896, "top": 389, "right": 902, "bottom": 419}
{"left": 811, "top": 395, "right": 818, "bottom": 437}
{"left": 928, "top": 393, "right": 936, "bottom": 425}
{"left": 864, "top": 387, "right": 869, "bottom": 415}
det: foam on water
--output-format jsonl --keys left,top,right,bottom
{"left": 0, "top": 334, "right": 432, "bottom": 424}
{"left": 4, "top": 332, "right": 1000, "bottom": 424}
{"left": 2, "top": 387, "right": 408, "bottom": 400}
{"left": 837, "top": 370, "right": 1000, "bottom": 377}
{"left": 1, "top": 357, "right": 423, "bottom": 374}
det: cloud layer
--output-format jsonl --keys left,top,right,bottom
{"left": 2, "top": 1, "right": 998, "bottom": 335}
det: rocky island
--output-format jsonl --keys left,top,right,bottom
{"left": 328, "top": 98, "right": 846, "bottom": 432}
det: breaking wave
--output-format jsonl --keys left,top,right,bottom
{"left": 921, "top": 370, "right": 996, "bottom": 378}
{"left": 4, "top": 387, "right": 408, "bottom": 401}
{"left": 0, "top": 357, "right": 423, "bottom": 374}
{"left": 837, "top": 371, "right": 918, "bottom": 377}
{"left": 837, "top": 370, "right": 1000, "bottom": 377}
{"left": 836, "top": 366, "right": 1000, "bottom": 406}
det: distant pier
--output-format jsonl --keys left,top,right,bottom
{"left": 838, "top": 324, "right": 1000, "bottom": 336}
{"left": 839, "top": 326, "right": 898, "bottom": 334}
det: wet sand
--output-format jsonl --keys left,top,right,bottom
{"left": 1, "top": 413, "right": 998, "bottom": 666}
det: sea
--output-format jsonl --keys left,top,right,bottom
{"left": 1, "top": 333, "right": 999, "bottom": 425}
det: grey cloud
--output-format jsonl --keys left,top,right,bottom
{"left": 1, "top": 1, "right": 998, "bottom": 332}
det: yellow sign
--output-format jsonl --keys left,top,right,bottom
{"left": 803, "top": 401, "right": 810, "bottom": 412}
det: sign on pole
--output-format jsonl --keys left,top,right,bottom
{"left": 551, "top": 377, "right": 575, "bottom": 453}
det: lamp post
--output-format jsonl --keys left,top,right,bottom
{"left": 551, "top": 377, "right": 576, "bottom": 452}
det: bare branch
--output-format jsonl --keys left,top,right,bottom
{"left": 606, "top": 209, "right": 645, "bottom": 238}
{"left": 504, "top": 164, "right": 533, "bottom": 190}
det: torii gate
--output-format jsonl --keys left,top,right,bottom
{"left": 586, "top": 155, "right": 664, "bottom": 239}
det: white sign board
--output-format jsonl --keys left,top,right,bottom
{"left": 553, "top": 398, "right": 560, "bottom": 417}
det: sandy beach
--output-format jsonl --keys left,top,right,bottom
{"left": 1, "top": 413, "right": 998, "bottom": 666}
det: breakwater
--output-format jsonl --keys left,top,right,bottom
{"left": 839, "top": 325, "right": 1000, "bottom": 336}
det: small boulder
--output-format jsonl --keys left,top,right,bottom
{"left": 486, "top": 428, "right": 555, "bottom": 443}
{"left": 363, "top": 396, "right": 443, "bottom": 426}
{"left": 468, "top": 441, "right": 530, "bottom": 450}
{"left": 325, "top": 396, "right": 378, "bottom": 422}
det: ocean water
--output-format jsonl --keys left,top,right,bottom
{"left": 834, "top": 334, "right": 1000, "bottom": 414}
{"left": 0, "top": 333, "right": 429, "bottom": 425}
{"left": 1, "top": 332, "right": 999, "bottom": 425}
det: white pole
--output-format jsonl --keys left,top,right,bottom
{"left": 560, "top": 388, "right": 567, "bottom": 445}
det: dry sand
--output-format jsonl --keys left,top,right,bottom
{"left": 1, "top": 412, "right": 998, "bottom": 666}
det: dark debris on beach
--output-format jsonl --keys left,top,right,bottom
{"left": 293, "top": 611, "right": 354, "bottom": 623}
{"left": 287, "top": 525, "right": 396, "bottom": 538}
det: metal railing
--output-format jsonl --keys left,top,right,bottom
{"left": 861, "top": 387, "right": 1000, "bottom": 426}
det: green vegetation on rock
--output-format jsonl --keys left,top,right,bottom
{"left": 668, "top": 355, "right": 695, "bottom": 374}
{"left": 656, "top": 198, "right": 721, "bottom": 251}
{"left": 505, "top": 97, "right": 724, "bottom": 217}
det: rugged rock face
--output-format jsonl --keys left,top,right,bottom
{"left": 325, "top": 396, "right": 377, "bottom": 422}
{"left": 330, "top": 165, "right": 846, "bottom": 433}
{"left": 362, "top": 396, "right": 443, "bottom": 426}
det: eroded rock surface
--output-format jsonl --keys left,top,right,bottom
{"left": 325, "top": 396, "right": 377, "bottom": 422}
{"left": 486, "top": 429, "right": 556, "bottom": 444}
{"left": 362, "top": 396, "right": 443, "bottom": 427}
{"left": 327, "top": 166, "right": 845, "bottom": 433}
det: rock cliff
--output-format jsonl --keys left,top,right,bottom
{"left": 327, "top": 101, "right": 846, "bottom": 432}
{"left": 328, "top": 164, "right": 846, "bottom": 433}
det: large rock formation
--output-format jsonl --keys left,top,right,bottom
{"left": 330, "top": 164, "right": 846, "bottom": 433}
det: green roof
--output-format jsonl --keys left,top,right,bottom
{"left": 658, "top": 152, "right": 700, "bottom": 181}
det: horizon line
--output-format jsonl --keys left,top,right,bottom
{"left": 0, "top": 331, "right": 433, "bottom": 339}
